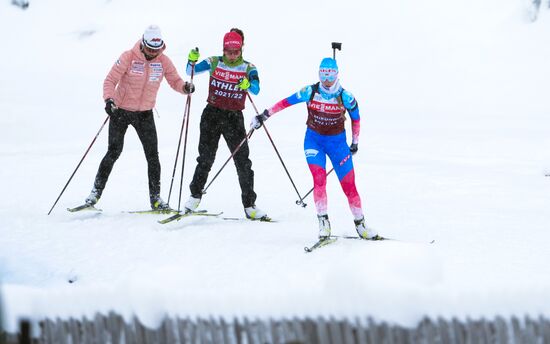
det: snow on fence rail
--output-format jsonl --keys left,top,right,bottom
{"left": 3, "top": 313, "right": 550, "bottom": 344}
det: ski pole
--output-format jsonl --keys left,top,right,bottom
{"left": 202, "top": 129, "right": 254, "bottom": 195}
{"left": 167, "top": 94, "right": 188, "bottom": 205}
{"left": 47, "top": 116, "right": 110, "bottom": 215}
{"left": 176, "top": 91, "right": 192, "bottom": 211}
{"left": 177, "top": 50, "right": 198, "bottom": 211}
{"left": 167, "top": 49, "right": 198, "bottom": 207}
{"left": 246, "top": 93, "right": 306, "bottom": 207}
{"left": 264, "top": 121, "right": 307, "bottom": 207}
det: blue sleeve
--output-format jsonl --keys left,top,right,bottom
{"left": 248, "top": 69, "right": 259, "bottom": 95}
{"left": 342, "top": 89, "right": 360, "bottom": 120}
{"left": 288, "top": 85, "right": 312, "bottom": 105}
{"left": 186, "top": 59, "right": 211, "bottom": 76}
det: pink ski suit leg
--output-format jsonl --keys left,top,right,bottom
{"left": 339, "top": 169, "right": 363, "bottom": 219}
{"left": 308, "top": 164, "right": 328, "bottom": 215}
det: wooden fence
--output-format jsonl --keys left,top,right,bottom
{"left": 3, "top": 313, "right": 550, "bottom": 343}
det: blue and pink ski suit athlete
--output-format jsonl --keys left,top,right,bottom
{"left": 265, "top": 59, "right": 364, "bottom": 220}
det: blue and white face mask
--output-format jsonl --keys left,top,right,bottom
{"left": 319, "top": 57, "right": 339, "bottom": 82}
{"left": 319, "top": 80, "right": 341, "bottom": 99}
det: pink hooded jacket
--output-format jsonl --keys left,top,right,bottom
{"left": 103, "top": 41, "right": 185, "bottom": 111}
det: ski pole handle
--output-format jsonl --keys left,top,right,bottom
{"left": 190, "top": 47, "right": 198, "bottom": 80}
{"left": 331, "top": 42, "right": 342, "bottom": 59}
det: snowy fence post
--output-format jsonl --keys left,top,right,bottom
{"left": 18, "top": 319, "right": 31, "bottom": 344}
{"left": 0, "top": 286, "right": 4, "bottom": 344}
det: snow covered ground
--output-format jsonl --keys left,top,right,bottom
{"left": 1, "top": 0, "right": 550, "bottom": 333}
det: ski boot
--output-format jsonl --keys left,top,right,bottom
{"left": 184, "top": 196, "right": 201, "bottom": 213}
{"left": 150, "top": 195, "right": 170, "bottom": 210}
{"left": 354, "top": 217, "right": 382, "bottom": 240}
{"left": 244, "top": 205, "right": 269, "bottom": 221}
{"left": 85, "top": 187, "right": 101, "bottom": 206}
{"left": 317, "top": 214, "right": 331, "bottom": 239}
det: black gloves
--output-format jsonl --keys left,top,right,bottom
{"left": 104, "top": 98, "right": 117, "bottom": 116}
{"left": 350, "top": 143, "right": 358, "bottom": 155}
{"left": 183, "top": 82, "right": 195, "bottom": 94}
{"left": 251, "top": 109, "right": 270, "bottom": 129}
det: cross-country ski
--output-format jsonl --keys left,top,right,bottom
{"left": 304, "top": 237, "right": 338, "bottom": 252}
{"left": 158, "top": 210, "right": 223, "bottom": 224}
{"left": 125, "top": 209, "right": 180, "bottom": 215}
{"left": 67, "top": 204, "right": 102, "bottom": 213}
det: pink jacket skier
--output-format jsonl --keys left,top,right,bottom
{"left": 84, "top": 25, "right": 195, "bottom": 210}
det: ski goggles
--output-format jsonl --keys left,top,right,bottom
{"left": 144, "top": 46, "right": 161, "bottom": 54}
{"left": 319, "top": 70, "right": 338, "bottom": 82}
{"left": 143, "top": 43, "right": 164, "bottom": 56}
{"left": 143, "top": 37, "right": 164, "bottom": 51}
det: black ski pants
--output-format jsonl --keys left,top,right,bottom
{"left": 93, "top": 109, "right": 161, "bottom": 200}
{"left": 189, "top": 104, "right": 256, "bottom": 208}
